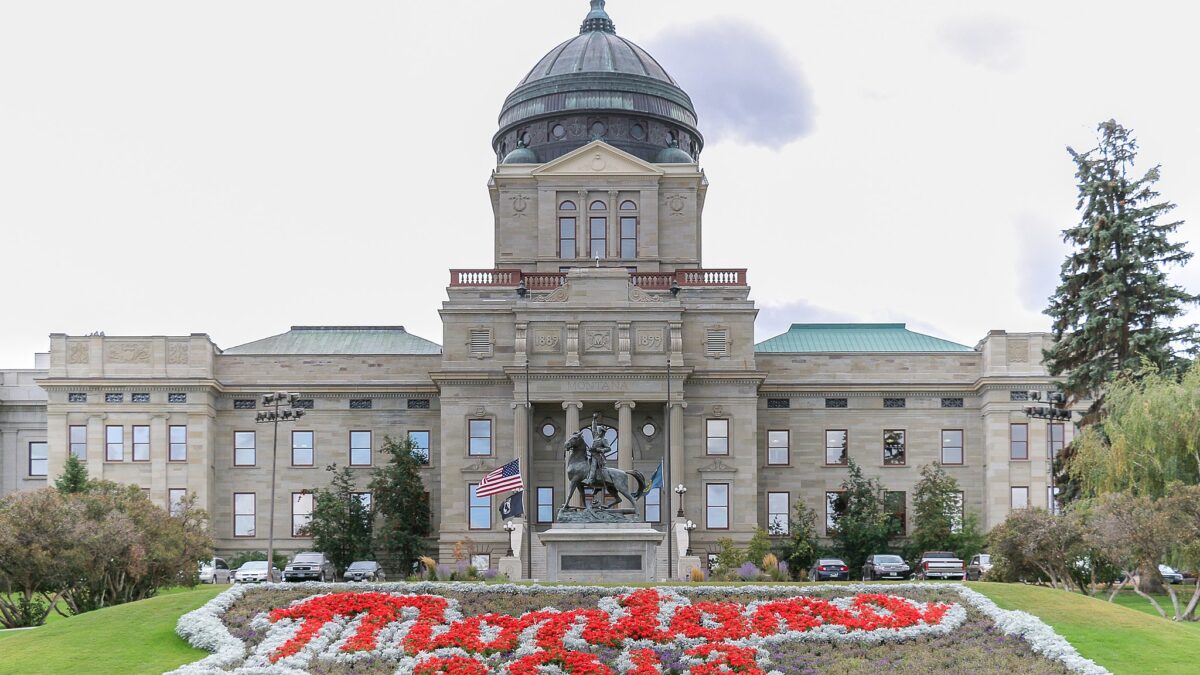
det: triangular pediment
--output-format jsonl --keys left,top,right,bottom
{"left": 532, "top": 141, "right": 664, "bottom": 177}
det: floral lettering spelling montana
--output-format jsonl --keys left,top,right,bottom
{"left": 241, "top": 588, "right": 958, "bottom": 673}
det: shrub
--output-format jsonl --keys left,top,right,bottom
{"left": 689, "top": 567, "right": 706, "bottom": 583}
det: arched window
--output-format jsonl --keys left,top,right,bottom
{"left": 620, "top": 200, "right": 638, "bottom": 211}
{"left": 589, "top": 200, "right": 607, "bottom": 211}
{"left": 559, "top": 201, "right": 576, "bottom": 211}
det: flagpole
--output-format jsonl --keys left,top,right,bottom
{"left": 525, "top": 357, "right": 533, "bottom": 581}
{"left": 665, "top": 356, "right": 673, "bottom": 581}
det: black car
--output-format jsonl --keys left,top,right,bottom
{"left": 809, "top": 558, "right": 850, "bottom": 581}
{"left": 862, "top": 554, "right": 912, "bottom": 581}
{"left": 344, "top": 561, "right": 386, "bottom": 582}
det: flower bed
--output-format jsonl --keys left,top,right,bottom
{"left": 170, "top": 583, "right": 1108, "bottom": 674}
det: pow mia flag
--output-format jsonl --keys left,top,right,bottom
{"left": 498, "top": 491, "right": 524, "bottom": 520}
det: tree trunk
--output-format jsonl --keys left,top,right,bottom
{"left": 1137, "top": 563, "right": 1165, "bottom": 594}
{"left": 1132, "top": 575, "right": 1169, "bottom": 618}
{"left": 1182, "top": 580, "right": 1200, "bottom": 621}
{"left": 1107, "top": 576, "right": 1128, "bottom": 602}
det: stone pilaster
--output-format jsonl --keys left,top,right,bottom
{"left": 563, "top": 401, "right": 583, "bottom": 506}
{"left": 615, "top": 401, "right": 636, "bottom": 471}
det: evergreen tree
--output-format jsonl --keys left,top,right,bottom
{"left": 54, "top": 454, "right": 90, "bottom": 494}
{"left": 781, "top": 500, "right": 821, "bottom": 578}
{"left": 829, "top": 459, "right": 896, "bottom": 571}
{"left": 304, "top": 465, "right": 374, "bottom": 574}
{"left": 369, "top": 437, "right": 432, "bottom": 576}
{"left": 908, "top": 463, "right": 986, "bottom": 562}
{"left": 1045, "top": 119, "right": 1197, "bottom": 409}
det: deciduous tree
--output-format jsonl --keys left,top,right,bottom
{"left": 829, "top": 459, "right": 896, "bottom": 571}
{"left": 304, "top": 465, "right": 374, "bottom": 574}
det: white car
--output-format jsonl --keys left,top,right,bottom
{"left": 234, "top": 560, "right": 281, "bottom": 583}
{"left": 199, "top": 557, "right": 233, "bottom": 584}
{"left": 1159, "top": 564, "right": 1184, "bottom": 584}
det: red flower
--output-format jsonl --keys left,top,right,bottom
{"left": 413, "top": 655, "right": 489, "bottom": 674}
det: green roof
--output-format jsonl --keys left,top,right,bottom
{"left": 223, "top": 327, "right": 442, "bottom": 356}
{"left": 755, "top": 324, "right": 974, "bottom": 354}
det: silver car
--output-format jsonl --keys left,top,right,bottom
{"left": 199, "top": 557, "right": 233, "bottom": 584}
{"left": 967, "top": 554, "right": 993, "bottom": 581}
{"left": 1159, "top": 564, "right": 1184, "bottom": 584}
{"left": 234, "top": 560, "right": 281, "bottom": 583}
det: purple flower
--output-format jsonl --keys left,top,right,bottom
{"left": 481, "top": 568, "right": 499, "bottom": 580}
{"left": 737, "top": 562, "right": 762, "bottom": 580}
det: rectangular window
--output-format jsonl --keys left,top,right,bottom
{"left": 620, "top": 216, "right": 637, "bottom": 258}
{"left": 1048, "top": 485, "right": 1061, "bottom": 516}
{"left": 941, "top": 397, "right": 964, "bottom": 408}
{"left": 825, "top": 398, "right": 848, "bottom": 409}
{"left": 469, "top": 419, "right": 492, "bottom": 456}
{"left": 168, "top": 393, "right": 187, "bottom": 403}
{"left": 537, "top": 487, "right": 554, "bottom": 524}
{"left": 645, "top": 487, "right": 661, "bottom": 523}
{"left": 1048, "top": 423, "right": 1064, "bottom": 460}
{"left": 950, "top": 491, "right": 964, "bottom": 533}
{"left": 767, "top": 492, "right": 789, "bottom": 535}
{"left": 883, "top": 430, "right": 906, "bottom": 466}
{"left": 354, "top": 492, "right": 372, "bottom": 510}
{"left": 1011, "top": 486, "right": 1029, "bottom": 510}
{"left": 132, "top": 425, "right": 150, "bottom": 461}
{"left": 292, "top": 492, "right": 313, "bottom": 537}
{"left": 292, "top": 431, "right": 314, "bottom": 466}
{"left": 234, "top": 493, "right": 255, "bottom": 537}
{"left": 589, "top": 217, "right": 607, "bottom": 258}
{"left": 766, "top": 398, "right": 790, "bottom": 409}
{"left": 234, "top": 431, "right": 256, "bottom": 466}
{"left": 469, "top": 483, "right": 491, "bottom": 530}
{"left": 941, "top": 429, "right": 964, "bottom": 465}
{"left": 559, "top": 217, "right": 576, "bottom": 258}
{"left": 408, "top": 430, "right": 431, "bottom": 464}
{"left": 69, "top": 425, "right": 87, "bottom": 460}
{"left": 886, "top": 491, "right": 907, "bottom": 535}
{"left": 825, "top": 430, "right": 848, "bottom": 466}
{"left": 706, "top": 419, "right": 729, "bottom": 455}
{"left": 170, "top": 425, "right": 187, "bottom": 462}
{"left": 169, "top": 488, "right": 186, "bottom": 516}
{"left": 767, "top": 430, "right": 789, "bottom": 465}
{"left": 826, "top": 491, "right": 843, "bottom": 534}
{"left": 350, "top": 431, "right": 372, "bottom": 466}
{"left": 106, "top": 425, "right": 124, "bottom": 461}
{"left": 29, "top": 442, "right": 48, "bottom": 477}
{"left": 1010, "top": 423, "right": 1029, "bottom": 460}
{"left": 349, "top": 399, "right": 373, "bottom": 410}
{"left": 706, "top": 483, "right": 729, "bottom": 529}
{"left": 883, "top": 397, "right": 906, "bottom": 408}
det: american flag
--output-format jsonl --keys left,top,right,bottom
{"left": 475, "top": 458, "right": 523, "bottom": 497}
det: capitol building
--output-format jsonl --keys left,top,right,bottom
{"left": 0, "top": 1, "right": 1068, "bottom": 577}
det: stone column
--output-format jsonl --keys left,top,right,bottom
{"left": 608, "top": 189, "right": 620, "bottom": 259}
{"left": 150, "top": 414, "right": 168, "bottom": 505}
{"left": 563, "top": 401, "right": 583, "bottom": 507}
{"left": 511, "top": 402, "right": 529, "bottom": 490}
{"left": 615, "top": 401, "right": 636, "bottom": 471}
{"left": 668, "top": 402, "right": 687, "bottom": 504}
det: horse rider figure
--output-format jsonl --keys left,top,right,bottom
{"left": 586, "top": 412, "right": 610, "bottom": 486}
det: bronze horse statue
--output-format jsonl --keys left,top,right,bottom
{"left": 563, "top": 431, "right": 647, "bottom": 510}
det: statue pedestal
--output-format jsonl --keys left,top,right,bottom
{"left": 538, "top": 522, "right": 665, "bottom": 583}
{"left": 498, "top": 556, "right": 523, "bottom": 581}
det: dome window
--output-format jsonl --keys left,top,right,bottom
{"left": 631, "top": 124, "right": 646, "bottom": 141}
{"left": 590, "top": 121, "right": 607, "bottom": 138}
{"left": 552, "top": 124, "right": 567, "bottom": 139}
{"left": 521, "top": 131, "right": 532, "bottom": 146}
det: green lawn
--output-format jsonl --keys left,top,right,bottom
{"left": 971, "top": 582, "right": 1198, "bottom": 674}
{"left": 0, "top": 585, "right": 224, "bottom": 674}
{"left": 0, "top": 582, "right": 1195, "bottom": 674}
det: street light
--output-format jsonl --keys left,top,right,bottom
{"left": 256, "top": 391, "right": 306, "bottom": 580}
{"left": 674, "top": 483, "right": 687, "bottom": 518}
{"left": 504, "top": 520, "right": 517, "bottom": 557}
{"left": 1023, "top": 391, "right": 1072, "bottom": 516}
{"left": 683, "top": 520, "right": 697, "bottom": 556}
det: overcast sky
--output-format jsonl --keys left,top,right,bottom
{"left": 2, "top": 0, "right": 1198, "bottom": 368}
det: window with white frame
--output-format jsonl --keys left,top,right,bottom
{"left": 537, "top": 487, "right": 554, "bottom": 523}
{"left": 292, "top": 492, "right": 313, "bottom": 537}
{"left": 706, "top": 483, "right": 729, "bottom": 529}
{"left": 767, "top": 492, "right": 789, "bottom": 535}
{"left": 469, "top": 420, "right": 492, "bottom": 456}
{"left": 169, "top": 425, "right": 187, "bottom": 462}
{"left": 234, "top": 431, "right": 256, "bottom": 466}
{"left": 29, "top": 442, "right": 48, "bottom": 477}
{"left": 767, "top": 430, "right": 789, "bottom": 465}
{"left": 350, "top": 431, "right": 372, "bottom": 466}
{"left": 292, "top": 431, "right": 314, "bottom": 466}
{"left": 106, "top": 425, "right": 123, "bottom": 461}
{"left": 132, "top": 425, "right": 150, "bottom": 461}
{"left": 234, "top": 493, "right": 255, "bottom": 537}
{"left": 645, "top": 486, "right": 661, "bottom": 523}
{"left": 706, "top": 419, "right": 729, "bottom": 455}
{"left": 69, "top": 425, "right": 87, "bottom": 460}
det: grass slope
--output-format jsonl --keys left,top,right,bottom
{"left": 971, "top": 582, "right": 1197, "bottom": 674}
{"left": 0, "top": 585, "right": 224, "bottom": 674}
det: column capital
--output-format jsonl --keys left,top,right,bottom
{"left": 613, "top": 401, "right": 637, "bottom": 411}
{"left": 511, "top": 401, "right": 532, "bottom": 410}
{"left": 561, "top": 401, "right": 584, "bottom": 411}
{"left": 667, "top": 401, "right": 688, "bottom": 409}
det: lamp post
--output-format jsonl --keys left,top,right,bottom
{"left": 683, "top": 520, "right": 696, "bottom": 556}
{"left": 674, "top": 484, "right": 687, "bottom": 518}
{"left": 255, "top": 392, "right": 306, "bottom": 580}
{"left": 1023, "top": 391, "right": 1072, "bottom": 515}
{"left": 504, "top": 521, "right": 517, "bottom": 557}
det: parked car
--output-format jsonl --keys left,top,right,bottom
{"left": 1159, "top": 564, "right": 1184, "bottom": 584}
{"left": 862, "top": 554, "right": 911, "bottom": 581}
{"left": 199, "top": 557, "right": 233, "bottom": 584}
{"left": 234, "top": 560, "right": 280, "bottom": 583}
{"left": 915, "top": 551, "right": 966, "bottom": 580}
{"left": 284, "top": 552, "right": 337, "bottom": 583}
{"left": 809, "top": 558, "right": 850, "bottom": 581}
{"left": 344, "top": 561, "right": 386, "bottom": 582}
{"left": 967, "top": 554, "right": 993, "bottom": 581}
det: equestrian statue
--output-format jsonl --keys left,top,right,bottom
{"left": 563, "top": 413, "right": 647, "bottom": 511}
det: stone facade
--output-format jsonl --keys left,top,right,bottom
{"left": 0, "top": 2, "right": 1074, "bottom": 579}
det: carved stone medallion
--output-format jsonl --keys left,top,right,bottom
{"left": 68, "top": 343, "right": 89, "bottom": 364}
{"left": 583, "top": 328, "right": 614, "bottom": 353}
{"left": 106, "top": 342, "right": 151, "bottom": 364}
{"left": 168, "top": 342, "right": 189, "bottom": 365}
